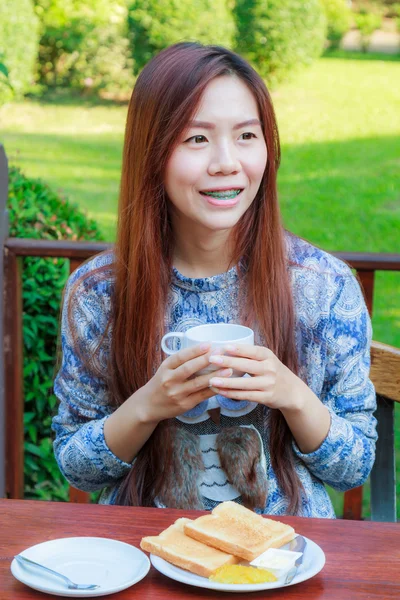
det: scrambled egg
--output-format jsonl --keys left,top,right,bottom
{"left": 209, "top": 564, "right": 278, "bottom": 584}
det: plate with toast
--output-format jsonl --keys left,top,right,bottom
{"left": 141, "top": 501, "right": 325, "bottom": 592}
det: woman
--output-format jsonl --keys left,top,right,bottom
{"left": 53, "top": 43, "right": 377, "bottom": 517}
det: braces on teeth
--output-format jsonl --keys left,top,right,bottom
{"left": 201, "top": 189, "right": 242, "bottom": 199}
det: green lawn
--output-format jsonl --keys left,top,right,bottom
{"left": 1, "top": 52, "right": 399, "bottom": 518}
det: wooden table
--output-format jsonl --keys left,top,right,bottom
{"left": 0, "top": 499, "right": 399, "bottom": 599}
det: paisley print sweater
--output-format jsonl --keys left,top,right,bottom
{"left": 52, "top": 233, "right": 377, "bottom": 517}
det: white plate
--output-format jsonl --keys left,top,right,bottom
{"left": 150, "top": 535, "right": 325, "bottom": 593}
{"left": 11, "top": 537, "right": 150, "bottom": 597}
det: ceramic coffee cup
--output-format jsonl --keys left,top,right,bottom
{"left": 161, "top": 323, "right": 254, "bottom": 376}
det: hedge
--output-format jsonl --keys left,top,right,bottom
{"left": 233, "top": 0, "right": 327, "bottom": 85}
{"left": 0, "top": 0, "right": 39, "bottom": 103}
{"left": 128, "top": 0, "right": 235, "bottom": 73}
{"left": 34, "top": 0, "right": 134, "bottom": 93}
{"left": 320, "top": 0, "right": 352, "bottom": 48}
{"left": 7, "top": 166, "right": 104, "bottom": 500}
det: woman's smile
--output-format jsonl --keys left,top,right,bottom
{"left": 199, "top": 187, "right": 244, "bottom": 207}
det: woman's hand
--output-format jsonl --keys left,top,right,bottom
{"left": 138, "top": 344, "right": 232, "bottom": 424}
{"left": 207, "top": 344, "right": 304, "bottom": 411}
{"left": 208, "top": 343, "right": 332, "bottom": 454}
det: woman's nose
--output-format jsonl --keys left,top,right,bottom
{"left": 208, "top": 145, "right": 242, "bottom": 176}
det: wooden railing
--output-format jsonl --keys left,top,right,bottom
{"left": 3, "top": 235, "right": 400, "bottom": 514}
{"left": 0, "top": 147, "right": 6, "bottom": 498}
{"left": 3, "top": 239, "right": 111, "bottom": 503}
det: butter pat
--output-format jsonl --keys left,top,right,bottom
{"left": 249, "top": 548, "right": 303, "bottom": 579}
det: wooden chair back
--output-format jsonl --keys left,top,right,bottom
{"left": 368, "top": 341, "right": 400, "bottom": 521}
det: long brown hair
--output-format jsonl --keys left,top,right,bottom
{"left": 71, "top": 43, "right": 302, "bottom": 513}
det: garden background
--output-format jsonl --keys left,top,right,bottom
{"left": 1, "top": 0, "right": 399, "bottom": 518}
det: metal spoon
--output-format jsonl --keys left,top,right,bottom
{"left": 284, "top": 535, "right": 307, "bottom": 585}
{"left": 15, "top": 554, "right": 100, "bottom": 590}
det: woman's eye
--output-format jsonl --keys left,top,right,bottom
{"left": 186, "top": 135, "right": 208, "bottom": 144}
{"left": 240, "top": 132, "right": 256, "bottom": 140}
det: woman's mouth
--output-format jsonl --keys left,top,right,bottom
{"left": 200, "top": 188, "right": 243, "bottom": 200}
{"left": 199, "top": 188, "right": 243, "bottom": 207}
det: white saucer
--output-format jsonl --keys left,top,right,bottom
{"left": 11, "top": 537, "right": 150, "bottom": 597}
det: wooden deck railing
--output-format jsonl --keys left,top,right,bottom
{"left": 0, "top": 147, "right": 6, "bottom": 498}
{"left": 3, "top": 239, "right": 110, "bottom": 503}
{"left": 3, "top": 235, "right": 400, "bottom": 513}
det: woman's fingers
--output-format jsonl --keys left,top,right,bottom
{"left": 208, "top": 355, "right": 269, "bottom": 376}
{"left": 157, "top": 343, "right": 280, "bottom": 414}
{"left": 182, "top": 368, "right": 233, "bottom": 395}
{"left": 214, "top": 389, "right": 265, "bottom": 402}
{"left": 167, "top": 343, "right": 211, "bottom": 370}
{"left": 166, "top": 344, "right": 217, "bottom": 382}
{"left": 223, "top": 344, "right": 271, "bottom": 360}
{"left": 186, "top": 386, "right": 222, "bottom": 407}
{"left": 209, "top": 375, "right": 270, "bottom": 390}
{"left": 173, "top": 351, "right": 223, "bottom": 382}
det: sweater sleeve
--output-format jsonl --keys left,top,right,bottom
{"left": 292, "top": 271, "right": 378, "bottom": 491}
{"left": 52, "top": 267, "right": 132, "bottom": 492}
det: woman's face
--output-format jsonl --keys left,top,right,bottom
{"left": 164, "top": 75, "right": 268, "bottom": 237}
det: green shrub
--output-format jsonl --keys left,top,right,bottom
{"left": 354, "top": 12, "right": 383, "bottom": 51}
{"left": 233, "top": 0, "right": 327, "bottom": 86}
{"left": 352, "top": 1, "right": 388, "bottom": 14}
{"left": 34, "top": 0, "right": 134, "bottom": 94}
{"left": 7, "top": 166, "right": 104, "bottom": 500}
{"left": 320, "top": 0, "right": 352, "bottom": 48}
{"left": 128, "top": 0, "right": 235, "bottom": 74}
{"left": 0, "top": 0, "right": 39, "bottom": 103}
{"left": 391, "top": 3, "right": 400, "bottom": 30}
{"left": 0, "top": 55, "right": 13, "bottom": 97}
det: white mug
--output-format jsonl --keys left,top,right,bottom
{"left": 161, "top": 323, "right": 254, "bottom": 376}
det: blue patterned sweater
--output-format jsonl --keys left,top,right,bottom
{"left": 52, "top": 233, "right": 377, "bottom": 517}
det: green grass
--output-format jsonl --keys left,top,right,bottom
{"left": 0, "top": 99, "right": 125, "bottom": 241}
{"left": 1, "top": 52, "right": 399, "bottom": 518}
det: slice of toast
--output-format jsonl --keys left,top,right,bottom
{"left": 140, "top": 517, "right": 238, "bottom": 578}
{"left": 184, "top": 501, "right": 296, "bottom": 561}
